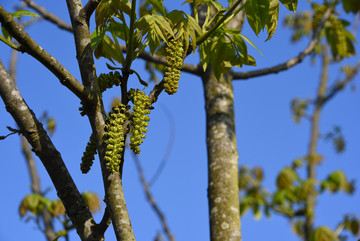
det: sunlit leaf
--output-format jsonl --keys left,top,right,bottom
{"left": 11, "top": 10, "right": 39, "bottom": 19}
{"left": 265, "top": 0, "right": 279, "bottom": 41}
{"left": 280, "top": 0, "right": 297, "bottom": 12}
{"left": 245, "top": 0, "right": 269, "bottom": 36}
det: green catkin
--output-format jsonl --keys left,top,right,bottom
{"left": 80, "top": 133, "right": 97, "bottom": 174}
{"left": 312, "top": 4, "right": 327, "bottom": 32}
{"left": 163, "top": 38, "right": 184, "bottom": 95}
{"left": 329, "top": 15, "right": 347, "bottom": 59}
{"left": 129, "top": 89, "right": 151, "bottom": 154}
{"left": 104, "top": 104, "right": 127, "bottom": 172}
{"left": 78, "top": 72, "right": 122, "bottom": 116}
{"left": 98, "top": 71, "right": 122, "bottom": 93}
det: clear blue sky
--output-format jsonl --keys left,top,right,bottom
{"left": 0, "top": 1, "right": 359, "bottom": 241}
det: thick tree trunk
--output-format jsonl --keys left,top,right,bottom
{"left": 202, "top": 67, "right": 241, "bottom": 241}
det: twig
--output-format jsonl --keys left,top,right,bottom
{"left": 94, "top": 206, "right": 111, "bottom": 236}
{"left": 232, "top": 7, "right": 333, "bottom": 80}
{"left": 0, "top": 5, "right": 86, "bottom": 100}
{"left": 22, "top": 0, "right": 73, "bottom": 32}
{"left": 132, "top": 153, "right": 176, "bottom": 241}
{"left": 149, "top": 104, "right": 176, "bottom": 186}
{"left": 319, "top": 58, "right": 360, "bottom": 105}
{"left": 81, "top": 0, "right": 101, "bottom": 22}
{"left": 22, "top": 137, "right": 57, "bottom": 241}
{"left": 0, "top": 59, "right": 95, "bottom": 241}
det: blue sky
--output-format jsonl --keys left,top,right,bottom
{"left": 0, "top": 1, "right": 359, "bottom": 241}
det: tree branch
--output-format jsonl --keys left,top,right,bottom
{"left": 65, "top": 1, "right": 135, "bottom": 240}
{"left": 232, "top": 7, "right": 333, "bottom": 80}
{"left": 0, "top": 59, "right": 100, "bottom": 241}
{"left": 82, "top": 0, "right": 101, "bottom": 22}
{"left": 319, "top": 58, "right": 360, "bottom": 105}
{"left": 133, "top": 154, "right": 176, "bottom": 241}
{"left": 22, "top": 0, "right": 73, "bottom": 32}
{"left": 0, "top": 5, "right": 86, "bottom": 100}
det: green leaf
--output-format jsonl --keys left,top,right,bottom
{"left": 245, "top": 0, "right": 269, "bottom": 36}
{"left": 280, "top": 0, "right": 297, "bottom": 12}
{"left": 199, "top": 40, "right": 211, "bottom": 71}
{"left": 265, "top": 0, "right": 279, "bottom": 41}
{"left": 276, "top": 167, "right": 298, "bottom": 190}
{"left": 240, "top": 34, "right": 263, "bottom": 55}
{"left": 11, "top": 10, "right": 39, "bottom": 19}
{"left": 311, "top": 226, "right": 339, "bottom": 241}
{"left": 342, "top": 0, "right": 360, "bottom": 13}
{"left": 94, "top": 35, "right": 124, "bottom": 64}
{"left": 147, "top": 0, "right": 166, "bottom": 16}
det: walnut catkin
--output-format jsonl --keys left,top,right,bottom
{"left": 163, "top": 38, "right": 184, "bottom": 95}
{"left": 129, "top": 89, "right": 151, "bottom": 154}
{"left": 104, "top": 104, "right": 127, "bottom": 172}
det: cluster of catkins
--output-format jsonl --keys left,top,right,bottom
{"left": 80, "top": 133, "right": 97, "bottom": 174}
{"left": 128, "top": 89, "right": 151, "bottom": 154}
{"left": 104, "top": 104, "right": 128, "bottom": 172}
{"left": 163, "top": 38, "right": 184, "bottom": 95}
{"left": 98, "top": 71, "right": 122, "bottom": 93}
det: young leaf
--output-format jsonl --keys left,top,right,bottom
{"left": 147, "top": 0, "right": 166, "bottom": 16}
{"left": 265, "top": 0, "right": 280, "bottom": 41}
{"left": 11, "top": 10, "right": 39, "bottom": 19}
{"left": 245, "top": 0, "right": 269, "bottom": 36}
{"left": 280, "top": 0, "right": 298, "bottom": 12}
{"left": 240, "top": 34, "right": 263, "bottom": 55}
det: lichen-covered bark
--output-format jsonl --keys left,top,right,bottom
{"left": 202, "top": 67, "right": 241, "bottom": 241}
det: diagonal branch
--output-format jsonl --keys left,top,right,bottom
{"left": 319, "top": 58, "right": 360, "bottom": 105}
{"left": 0, "top": 59, "right": 99, "bottom": 241}
{"left": 232, "top": 7, "right": 333, "bottom": 80}
{"left": 0, "top": 5, "right": 86, "bottom": 100}
{"left": 132, "top": 153, "right": 176, "bottom": 241}
{"left": 9, "top": 46, "right": 57, "bottom": 241}
{"left": 22, "top": 0, "right": 72, "bottom": 32}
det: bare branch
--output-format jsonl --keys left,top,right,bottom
{"left": 21, "top": 137, "right": 57, "bottom": 241}
{"left": 22, "top": 0, "right": 73, "bottom": 32}
{"left": 0, "top": 59, "right": 98, "bottom": 241}
{"left": 320, "top": 58, "right": 360, "bottom": 105}
{"left": 0, "top": 5, "right": 86, "bottom": 100}
{"left": 149, "top": 105, "right": 176, "bottom": 186}
{"left": 133, "top": 154, "right": 176, "bottom": 241}
{"left": 82, "top": 0, "right": 101, "bottom": 23}
{"left": 93, "top": 206, "right": 111, "bottom": 237}
{"left": 232, "top": 7, "right": 333, "bottom": 80}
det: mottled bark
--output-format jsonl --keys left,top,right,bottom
{"left": 202, "top": 67, "right": 241, "bottom": 241}
{"left": 0, "top": 60, "right": 98, "bottom": 241}
{"left": 65, "top": 1, "right": 135, "bottom": 240}
{"left": 195, "top": 3, "right": 244, "bottom": 240}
